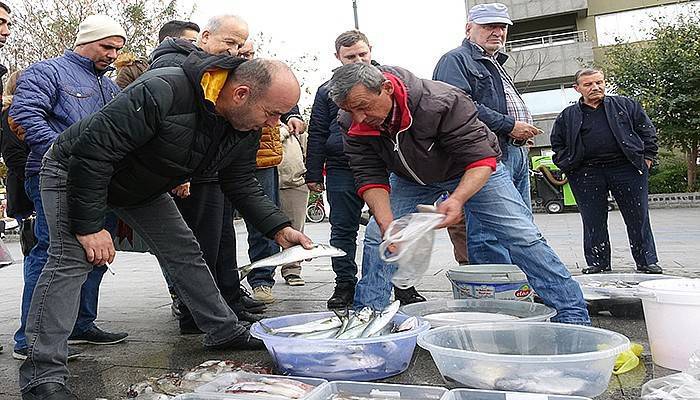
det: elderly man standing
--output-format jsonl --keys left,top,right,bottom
{"left": 10, "top": 15, "right": 129, "bottom": 362}
{"left": 328, "top": 62, "right": 589, "bottom": 325}
{"left": 19, "top": 54, "right": 310, "bottom": 400}
{"left": 434, "top": 3, "right": 541, "bottom": 264}
{"left": 551, "top": 69, "right": 661, "bottom": 274}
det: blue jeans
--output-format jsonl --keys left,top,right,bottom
{"left": 467, "top": 143, "right": 531, "bottom": 263}
{"left": 326, "top": 168, "right": 364, "bottom": 286}
{"left": 246, "top": 167, "right": 281, "bottom": 288}
{"left": 568, "top": 162, "right": 657, "bottom": 268}
{"left": 354, "top": 164, "right": 590, "bottom": 324}
{"left": 14, "top": 175, "right": 106, "bottom": 351}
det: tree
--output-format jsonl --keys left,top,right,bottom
{"left": 0, "top": 0, "right": 194, "bottom": 71}
{"left": 604, "top": 12, "right": 700, "bottom": 191}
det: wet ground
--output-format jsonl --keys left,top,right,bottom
{"left": 1, "top": 208, "right": 699, "bottom": 399}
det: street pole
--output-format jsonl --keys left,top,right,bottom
{"left": 353, "top": 0, "right": 359, "bottom": 29}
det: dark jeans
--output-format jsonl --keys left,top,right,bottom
{"left": 14, "top": 175, "right": 105, "bottom": 352}
{"left": 20, "top": 158, "right": 243, "bottom": 392}
{"left": 326, "top": 168, "right": 364, "bottom": 286}
{"left": 245, "top": 167, "right": 281, "bottom": 288}
{"left": 174, "top": 183, "right": 240, "bottom": 326}
{"left": 568, "top": 162, "right": 658, "bottom": 268}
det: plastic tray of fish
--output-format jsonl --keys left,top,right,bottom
{"left": 573, "top": 273, "right": 681, "bottom": 300}
{"left": 194, "top": 371, "right": 326, "bottom": 399}
{"left": 306, "top": 381, "right": 448, "bottom": 400}
{"left": 441, "top": 388, "right": 592, "bottom": 400}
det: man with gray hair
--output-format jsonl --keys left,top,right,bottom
{"left": 18, "top": 54, "right": 310, "bottom": 399}
{"left": 551, "top": 68, "right": 661, "bottom": 274}
{"left": 329, "top": 62, "right": 590, "bottom": 325}
{"left": 434, "top": 3, "right": 540, "bottom": 265}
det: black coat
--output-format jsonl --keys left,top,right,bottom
{"left": 550, "top": 96, "right": 658, "bottom": 173}
{"left": 1, "top": 108, "right": 34, "bottom": 218}
{"left": 48, "top": 51, "right": 290, "bottom": 236}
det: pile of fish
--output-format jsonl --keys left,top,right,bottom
{"left": 260, "top": 301, "right": 419, "bottom": 340}
{"left": 238, "top": 244, "right": 346, "bottom": 279}
{"left": 214, "top": 373, "right": 316, "bottom": 399}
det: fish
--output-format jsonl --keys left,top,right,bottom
{"left": 394, "top": 316, "right": 420, "bottom": 333}
{"left": 361, "top": 301, "right": 401, "bottom": 338}
{"left": 336, "top": 308, "right": 374, "bottom": 340}
{"left": 224, "top": 378, "right": 314, "bottom": 398}
{"left": 238, "top": 244, "right": 346, "bottom": 278}
{"left": 271, "top": 315, "right": 342, "bottom": 335}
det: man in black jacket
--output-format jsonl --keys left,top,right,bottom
{"left": 551, "top": 68, "right": 661, "bottom": 274}
{"left": 306, "top": 30, "right": 426, "bottom": 309}
{"left": 19, "top": 54, "right": 311, "bottom": 400}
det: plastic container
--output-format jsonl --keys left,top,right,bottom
{"left": 174, "top": 394, "right": 240, "bottom": 400}
{"left": 639, "top": 278, "right": 700, "bottom": 371}
{"left": 418, "top": 322, "right": 630, "bottom": 398}
{"left": 441, "top": 388, "right": 592, "bottom": 400}
{"left": 307, "top": 381, "right": 447, "bottom": 399}
{"left": 574, "top": 273, "right": 681, "bottom": 300}
{"left": 401, "top": 299, "right": 556, "bottom": 328}
{"left": 250, "top": 312, "right": 430, "bottom": 381}
{"left": 446, "top": 265, "right": 533, "bottom": 301}
{"left": 194, "top": 371, "right": 326, "bottom": 399}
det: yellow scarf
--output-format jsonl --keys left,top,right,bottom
{"left": 200, "top": 70, "right": 229, "bottom": 104}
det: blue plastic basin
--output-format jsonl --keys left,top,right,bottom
{"left": 250, "top": 312, "right": 430, "bottom": 381}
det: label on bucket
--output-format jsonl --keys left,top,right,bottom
{"left": 452, "top": 281, "right": 533, "bottom": 301}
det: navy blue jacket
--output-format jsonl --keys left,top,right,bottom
{"left": 551, "top": 96, "right": 658, "bottom": 173}
{"left": 10, "top": 51, "right": 120, "bottom": 177}
{"left": 433, "top": 39, "right": 514, "bottom": 142}
{"left": 305, "top": 79, "right": 348, "bottom": 183}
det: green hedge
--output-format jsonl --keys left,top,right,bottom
{"left": 648, "top": 153, "right": 698, "bottom": 194}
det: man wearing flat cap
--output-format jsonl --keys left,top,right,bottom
{"left": 9, "top": 14, "right": 128, "bottom": 366}
{"left": 434, "top": 3, "right": 541, "bottom": 265}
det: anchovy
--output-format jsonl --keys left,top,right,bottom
{"left": 238, "top": 244, "right": 346, "bottom": 278}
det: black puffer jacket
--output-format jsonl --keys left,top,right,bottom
{"left": 48, "top": 51, "right": 290, "bottom": 236}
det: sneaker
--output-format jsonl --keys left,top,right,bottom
{"left": 394, "top": 286, "right": 427, "bottom": 305}
{"left": 252, "top": 286, "right": 276, "bottom": 304}
{"left": 240, "top": 286, "right": 267, "bottom": 313}
{"left": 284, "top": 274, "right": 305, "bottom": 286}
{"left": 206, "top": 330, "right": 265, "bottom": 351}
{"left": 68, "top": 325, "right": 128, "bottom": 345}
{"left": 21, "top": 382, "right": 78, "bottom": 400}
{"left": 582, "top": 265, "right": 612, "bottom": 274}
{"left": 13, "top": 347, "right": 82, "bottom": 361}
{"left": 327, "top": 283, "right": 355, "bottom": 309}
{"left": 636, "top": 263, "right": 663, "bottom": 274}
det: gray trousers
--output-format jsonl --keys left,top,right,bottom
{"left": 20, "top": 157, "right": 243, "bottom": 392}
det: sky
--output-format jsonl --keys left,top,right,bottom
{"left": 185, "top": 0, "right": 469, "bottom": 108}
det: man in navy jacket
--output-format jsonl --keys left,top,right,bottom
{"left": 551, "top": 68, "right": 662, "bottom": 274}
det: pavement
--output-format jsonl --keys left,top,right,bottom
{"left": 1, "top": 207, "right": 699, "bottom": 399}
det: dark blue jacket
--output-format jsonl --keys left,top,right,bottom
{"left": 305, "top": 79, "right": 348, "bottom": 183}
{"left": 551, "top": 96, "right": 658, "bottom": 173}
{"left": 433, "top": 39, "right": 515, "bottom": 142}
{"left": 10, "top": 51, "right": 120, "bottom": 177}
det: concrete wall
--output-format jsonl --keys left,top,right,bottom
{"left": 531, "top": 113, "right": 558, "bottom": 147}
{"left": 467, "top": 0, "right": 588, "bottom": 21}
{"left": 504, "top": 41, "right": 594, "bottom": 84}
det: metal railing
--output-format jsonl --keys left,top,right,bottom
{"left": 506, "top": 30, "right": 589, "bottom": 52}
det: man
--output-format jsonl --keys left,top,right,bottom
{"left": 434, "top": 3, "right": 541, "bottom": 264}
{"left": 149, "top": 15, "right": 266, "bottom": 331}
{"left": 19, "top": 55, "right": 310, "bottom": 400}
{"left": 0, "top": 0, "right": 10, "bottom": 355}
{"left": 158, "top": 19, "right": 200, "bottom": 43}
{"left": 10, "top": 15, "right": 129, "bottom": 362}
{"left": 328, "top": 62, "right": 590, "bottom": 325}
{"left": 306, "top": 30, "right": 426, "bottom": 309}
{"left": 551, "top": 68, "right": 662, "bottom": 274}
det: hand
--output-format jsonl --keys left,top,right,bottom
{"left": 307, "top": 182, "right": 325, "bottom": 193}
{"left": 171, "top": 183, "right": 191, "bottom": 198}
{"left": 509, "top": 121, "right": 541, "bottom": 141}
{"left": 76, "top": 230, "right": 115, "bottom": 266}
{"left": 274, "top": 226, "right": 314, "bottom": 249}
{"left": 435, "top": 197, "right": 465, "bottom": 228}
{"left": 285, "top": 117, "right": 306, "bottom": 134}
{"left": 645, "top": 159, "right": 653, "bottom": 169}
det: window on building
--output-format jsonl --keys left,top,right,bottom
{"left": 522, "top": 86, "right": 580, "bottom": 115}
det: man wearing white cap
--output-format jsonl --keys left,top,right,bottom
{"left": 9, "top": 14, "right": 128, "bottom": 373}
{"left": 434, "top": 3, "right": 541, "bottom": 265}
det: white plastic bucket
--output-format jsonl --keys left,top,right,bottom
{"left": 446, "top": 264, "right": 533, "bottom": 301}
{"left": 638, "top": 278, "right": 700, "bottom": 371}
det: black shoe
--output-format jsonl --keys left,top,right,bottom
{"left": 207, "top": 330, "right": 265, "bottom": 351}
{"left": 582, "top": 265, "right": 612, "bottom": 274}
{"left": 68, "top": 326, "right": 128, "bottom": 345}
{"left": 13, "top": 347, "right": 81, "bottom": 361}
{"left": 327, "top": 283, "right": 355, "bottom": 309}
{"left": 233, "top": 308, "right": 263, "bottom": 323}
{"left": 22, "top": 382, "right": 77, "bottom": 400}
{"left": 240, "top": 287, "right": 267, "bottom": 314}
{"left": 394, "top": 286, "right": 426, "bottom": 305}
{"left": 637, "top": 263, "right": 663, "bottom": 274}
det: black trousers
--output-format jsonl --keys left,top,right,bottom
{"left": 567, "top": 162, "right": 658, "bottom": 268}
{"left": 173, "top": 182, "right": 240, "bottom": 326}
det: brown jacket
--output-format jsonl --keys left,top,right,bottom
{"left": 114, "top": 53, "right": 150, "bottom": 89}
{"left": 256, "top": 125, "right": 283, "bottom": 168}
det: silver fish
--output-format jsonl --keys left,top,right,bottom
{"left": 239, "top": 244, "right": 346, "bottom": 278}
{"left": 336, "top": 308, "right": 374, "bottom": 340}
{"left": 361, "top": 301, "right": 400, "bottom": 338}
{"left": 394, "top": 316, "right": 420, "bottom": 333}
{"left": 271, "top": 315, "right": 342, "bottom": 335}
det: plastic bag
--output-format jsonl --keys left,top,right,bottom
{"left": 379, "top": 212, "right": 444, "bottom": 289}
{"left": 0, "top": 237, "right": 15, "bottom": 268}
{"left": 641, "top": 350, "right": 700, "bottom": 399}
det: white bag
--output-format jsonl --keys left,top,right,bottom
{"left": 379, "top": 212, "right": 445, "bottom": 289}
{"left": 642, "top": 350, "right": 700, "bottom": 400}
